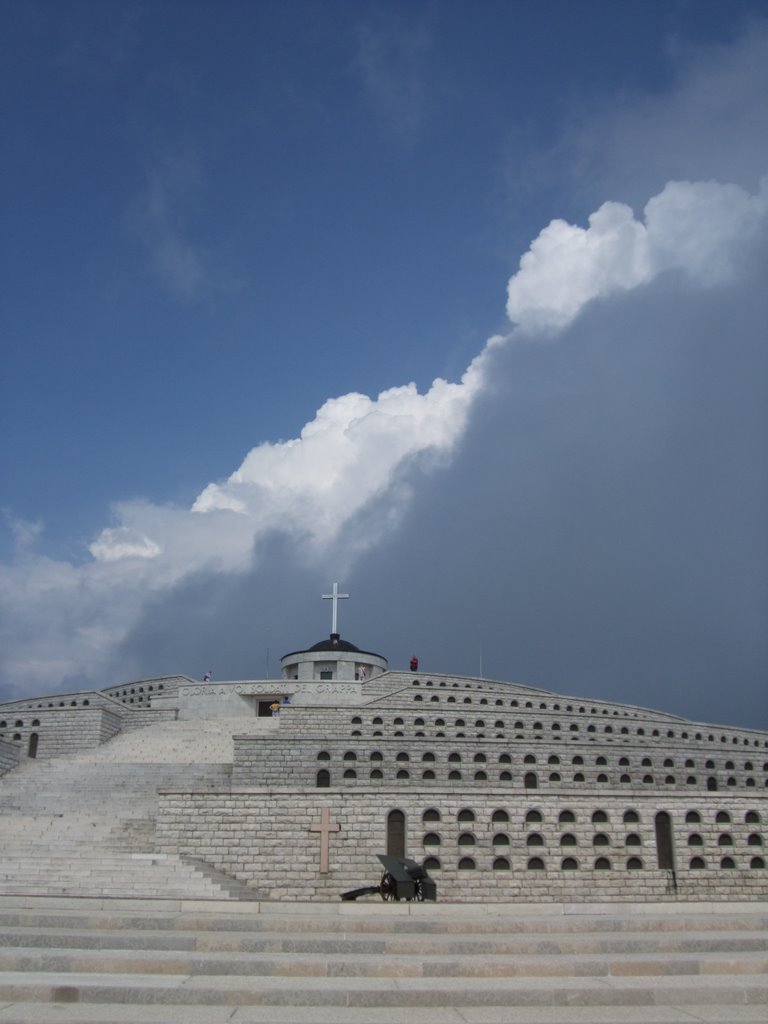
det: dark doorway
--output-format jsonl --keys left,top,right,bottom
{"left": 27, "top": 733, "right": 38, "bottom": 758}
{"left": 258, "top": 700, "right": 275, "bottom": 717}
{"left": 654, "top": 811, "right": 675, "bottom": 869}
{"left": 387, "top": 809, "right": 406, "bottom": 857}
{"left": 316, "top": 769, "right": 330, "bottom": 788}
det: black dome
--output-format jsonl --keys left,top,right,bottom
{"left": 281, "top": 633, "right": 386, "bottom": 662}
{"left": 308, "top": 634, "right": 361, "bottom": 653}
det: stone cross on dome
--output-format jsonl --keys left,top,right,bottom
{"left": 322, "top": 582, "right": 349, "bottom": 635}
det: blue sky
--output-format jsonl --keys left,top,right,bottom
{"left": 1, "top": 1, "right": 767, "bottom": 730}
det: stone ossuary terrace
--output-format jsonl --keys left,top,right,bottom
{"left": 0, "top": 597, "right": 766, "bottom": 1020}
{"left": 1, "top": 607, "right": 765, "bottom": 902}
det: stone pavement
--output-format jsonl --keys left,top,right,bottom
{"left": 0, "top": 896, "right": 765, "bottom": 1024}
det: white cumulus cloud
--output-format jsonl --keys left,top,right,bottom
{"left": 87, "top": 361, "right": 485, "bottom": 581}
{"left": 506, "top": 178, "right": 768, "bottom": 333}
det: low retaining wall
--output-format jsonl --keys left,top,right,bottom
{"left": 156, "top": 788, "right": 768, "bottom": 903}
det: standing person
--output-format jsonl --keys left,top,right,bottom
{"left": 203, "top": 671, "right": 212, "bottom": 682}
{"left": 410, "top": 656, "right": 419, "bottom": 672}
{"left": 269, "top": 700, "right": 281, "bottom": 718}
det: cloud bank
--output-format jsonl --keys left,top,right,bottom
{"left": 1, "top": 175, "right": 766, "bottom": 706}
{"left": 506, "top": 179, "right": 767, "bottom": 332}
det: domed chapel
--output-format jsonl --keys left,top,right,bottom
{"left": 0, "top": 585, "right": 766, "bottom": 903}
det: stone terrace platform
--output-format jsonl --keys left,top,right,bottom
{"left": 0, "top": 895, "right": 765, "bottom": 1023}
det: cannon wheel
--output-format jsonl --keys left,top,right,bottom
{"left": 379, "top": 871, "right": 397, "bottom": 901}
{"left": 411, "top": 877, "right": 426, "bottom": 901}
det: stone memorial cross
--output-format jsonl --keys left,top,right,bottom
{"left": 309, "top": 806, "right": 340, "bottom": 874}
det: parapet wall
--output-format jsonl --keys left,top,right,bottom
{"left": 157, "top": 788, "right": 767, "bottom": 903}
{"left": 0, "top": 738, "right": 20, "bottom": 777}
{"left": 0, "top": 707, "right": 124, "bottom": 762}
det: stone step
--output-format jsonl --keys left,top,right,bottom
{"left": 1, "top": 924, "right": 765, "bottom": 956}
{"left": 0, "top": 900, "right": 764, "bottom": 1019}
{"left": 1, "top": 1008, "right": 768, "bottom": 1024}
{"left": 0, "top": 945, "right": 766, "bottom": 978}
{"left": 0, "top": 970, "right": 765, "bottom": 1008}
{"left": 1, "top": 905, "right": 766, "bottom": 935}
{"left": 0, "top": 859, "right": 240, "bottom": 901}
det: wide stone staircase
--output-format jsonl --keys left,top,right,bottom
{"left": 0, "top": 719, "right": 276, "bottom": 901}
{"left": 0, "top": 898, "right": 765, "bottom": 1022}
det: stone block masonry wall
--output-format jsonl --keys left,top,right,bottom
{"left": 0, "top": 739, "right": 20, "bottom": 777}
{"left": 0, "top": 690, "right": 108, "bottom": 714}
{"left": 232, "top": 736, "right": 768, "bottom": 794}
{"left": 4, "top": 708, "right": 124, "bottom": 761}
{"left": 272, "top": 680, "right": 768, "bottom": 759}
{"left": 156, "top": 788, "right": 767, "bottom": 903}
{"left": 101, "top": 676, "right": 187, "bottom": 708}
{"left": 0, "top": 702, "right": 175, "bottom": 765}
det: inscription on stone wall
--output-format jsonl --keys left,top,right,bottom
{"left": 179, "top": 682, "right": 356, "bottom": 698}
{"left": 180, "top": 683, "right": 295, "bottom": 698}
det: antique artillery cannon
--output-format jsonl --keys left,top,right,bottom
{"left": 341, "top": 854, "right": 437, "bottom": 902}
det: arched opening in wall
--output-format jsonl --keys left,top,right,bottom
{"left": 654, "top": 811, "right": 675, "bottom": 870}
{"left": 524, "top": 772, "right": 538, "bottom": 789}
{"left": 316, "top": 769, "right": 330, "bottom": 788}
{"left": 707, "top": 777, "right": 718, "bottom": 791}
{"left": 27, "top": 733, "right": 38, "bottom": 758}
{"left": 387, "top": 809, "right": 406, "bottom": 858}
